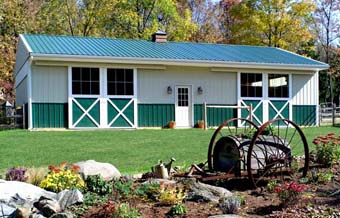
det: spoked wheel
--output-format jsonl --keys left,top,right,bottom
{"left": 247, "top": 118, "right": 309, "bottom": 188}
{"left": 208, "top": 118, "right": 259, "bottom": 172}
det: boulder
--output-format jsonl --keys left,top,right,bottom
{"left": 56, "top": 189, "right": 83, "bottom": 210}
{"left": 33, "top": 197, "right": 61, "bottom": 217}
{"left": 142, "top": 178, "right": 176, "bottom": 185}
{"left": 0, "top": 180, "right": 56, "bottom": 208}
{"left": 0, "top": 203, "right": 16, "bottom": 217}
{"left": 74, "top": 160, "right": 121, "bottom": 181}
{"left": 181, "top": 179, "right": 232, "bottom": 203}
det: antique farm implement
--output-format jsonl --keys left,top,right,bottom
{"left": 179, "top": 118, "right": 310, "bottom": 188}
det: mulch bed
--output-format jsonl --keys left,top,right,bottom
{"left": 78, "top": 165, "right": 340, "bottom": 218}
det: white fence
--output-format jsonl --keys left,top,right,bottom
{"left": 319, "top": 102, "right": 340, "bottom": 125}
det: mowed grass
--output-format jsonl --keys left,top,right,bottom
{"left": 0, "top": 126, "right": 339, "bottom": 174}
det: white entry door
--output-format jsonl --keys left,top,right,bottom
{"left": 175, "top": 86, "right": 192, "bottom": 127}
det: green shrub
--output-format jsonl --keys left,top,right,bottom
{"left": 70, "top": 192, "right": 109, "bottom": 216}
{"left": 86, "top": 175, "right": 112, "bottom": 195}
{"left": 316, "top": 172, "right": 333, "bottom": 184}
{"left": 313, "top": 133, "right": 340, "bottom": 166}
{"left": 266, "top": 177, "right": 278, "bottom": 193}
{"left": 168, "top": 203, "right": 188, "bottom": 216}
{"left": 135, "top": 182, "right": 160, "bottom": 201}
{"left": 114, "top": 203, "right": 140, "bottom": 218}
{"left": 113, "top": 180, "right": 133, "bottom": 198}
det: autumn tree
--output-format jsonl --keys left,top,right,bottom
{"left": 230, "top": 0, "right": 315, "bottom": 51}
{"left": 36, "top": 0, "right": 114, "bottom": 37}
{"left": 182, "top": 0, "right": 224, "bottom": 43}
{"left": 0, "top": 0, "right": 41, "bottom": 102}
{"left": 219, "top": 0, "right": 240, "bottom": 43}
{"left": 314, "top": 0, "right": 340, "bottom": 103}
{"left": 108, "top": 0, "right": 197, "bottom": 41}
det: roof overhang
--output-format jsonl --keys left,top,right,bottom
{"left": 30, "top": 53, "right": 330, "bottom": 72}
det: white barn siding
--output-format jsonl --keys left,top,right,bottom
{"left": 15, "top": 76, "right": 28, "bottom": 106}
{"left": 291, "top": 73, "right": 318, "bottom": 105}
{"left": 138, "top": 66, "right": 237, "bottom": 105}
{"left": 14, "top": 38, "right": 30, "bottom": 76}
{"left": 31, "top": 65, "right": 68, "bottom": 103}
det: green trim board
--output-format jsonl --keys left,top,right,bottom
{"left": 138, "top": 104, "right": 174, "bottom": 127}
{"left": 194, "top": 104, "right": 237, "bottom": 127}
{"left": 72, "top": 98, "right": 100, "bottom": 127}
{"left": 293, "top": 105, "right": 316, "bottom": 126}
{"left": 108, "top": 99, "right": 134, "bottom": 127}
{"left": 269, "top": 100, "right": 289, "bottom": 120}
{"left": 241, "top": 100, "right": 263, "bottom": 126}
{"left": 32, "top": 103, "right": 67, "bottom": 128}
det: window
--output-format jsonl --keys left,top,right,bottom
{"left": 241, "top": 73, "right": 263, "bottom": 97}
{"left": 177, "top": 88, "right": 189, "bottom": 107}
{"left": 107, "top": 68, "right": 134, "bottom": 95}
{"left": 72, "top": 67, "right": 99, "bottom": 95}
{"left": 268, "top": 74, "right": 289, "bottom": 98}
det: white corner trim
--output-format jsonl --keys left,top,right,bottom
{"left": 27, "top": 65, "right": 33, "bottom": 129}
{"left": 68, "top": 66, "right": 73, "bottom": 128}
{"left": 19, "top": 34, "right": 33, "bottom": 53}
{"left": 133, "top": 68, "right": 138, "bottom": 128}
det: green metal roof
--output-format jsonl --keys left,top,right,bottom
{"left": 22, "top": 34, "right": 328, "bottom": 68}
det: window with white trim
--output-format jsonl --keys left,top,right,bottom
{"left": 240, "top": 73, "right": 263, "bottom": 97}
{"left": 72, "top": 67, "right": 100, "bottom": 95}
{"left": 268, "top": 74, "right": 289, "bottom": 98}
{"left": 107, "top": 68, "right": 134, "bottom": 95}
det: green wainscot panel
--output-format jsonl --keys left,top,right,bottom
{"left": 32, "top": 103, "right": 67, "bottom": 128}
{"left": 241, "top": 100, "right": 263, "bottom": 126}
{"left": 269, "top": 100, "right": 289, "bottom": 120}
{"left": 194, "top": 104, "right": 237, "bottom": 127}
{"left": 72, "top": 98, "right": 100, "bottom": 127}
{"left": 108, "top": 99, "right": 134, "bottom": 127}
{"left": 293, "top": 105, "right": 316, "bottom": 126}
{"left": 138, "top": 104, "right": 174, "bottom": 127}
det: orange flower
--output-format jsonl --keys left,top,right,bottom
{"left": 70, "top": 164, "right": 80, "bottom": 173}
{"left": 60, "top": 161, "right": 68, "bottom": 169}
{"left": 313, "top": 139, "right": 321, "bottom": 145}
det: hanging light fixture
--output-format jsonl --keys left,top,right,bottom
{"left": 198, "top": 86, "right": 203, "bottom": 95}
{"left": 167, "top": 86, "right": 173, "bottom": 94}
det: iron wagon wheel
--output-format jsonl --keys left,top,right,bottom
{"left": 247, "top": 118, "right": 309, "bottom": 188}
{"left": 208, "top": 118, "right": 259, "bottom": 172}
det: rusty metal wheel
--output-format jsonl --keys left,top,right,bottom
{"left": 208, "top": 118, "right": 259, "bottom": 174}
{"left": 247, "top": 118, "right": 309, "bottom": 188}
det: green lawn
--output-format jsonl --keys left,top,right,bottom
{"left": 0, "top": 126, "right": 339, "bottom": 174}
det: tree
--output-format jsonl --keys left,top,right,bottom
{"left": 36, "top": 0, "right": 114, "bottom": 37}
{"left": 219, "top": 0, "right": 240, "bottom": 43}
{"left": 230, "top": 0, "right": 315, "bottom": 51}
{"left": 0, "top": 0, "right": 41, "bottom": 102}
{"left": 108, "top": 0, "right": 197, "bottom": 41}
{"left": 183, "top": 0, "right": 224, "bottom": 43}
{"left": 313, "top": 0, "right": 340, "bottom": 103}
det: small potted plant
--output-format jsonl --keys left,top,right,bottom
{"left": 197, "top": 120, "right": 205, "bottom": 129}
{"left": 168, "top": 121, "right": 176, "bottom": 129}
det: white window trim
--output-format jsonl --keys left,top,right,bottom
{"left": 68, "top": 66, "right": 138, "bottom": 129}
{"left": 238, "top": 72, "right": 293, "bottom": 123}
